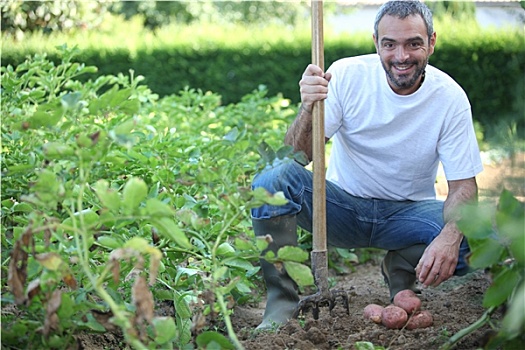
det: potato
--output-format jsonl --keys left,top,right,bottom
{"left": 381, "top": 305, "right": 408, "bottom": 329}
{"left": 406, "top": 310, "right": 434, "bottom": 330}
{"left": 394, "top": 289, "right": 422, "bottom": 314}
{"left": 363, "top": 304, "right": 384, "bottom": 324}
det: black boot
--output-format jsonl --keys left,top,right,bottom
{"left": 253, "top": 215, "right": 300, "bottom": 330}
{"left": 381, "top": 244, "right": 427, "bottom": 301}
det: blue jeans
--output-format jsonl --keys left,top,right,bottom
{"left": 251, "top": 160, "right": 470, "bottom": 273}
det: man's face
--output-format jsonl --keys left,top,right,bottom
{"left": 373, "top": 14, "right": 436, "bottom": 95}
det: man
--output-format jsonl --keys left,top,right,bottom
{"left": 251, "top": 0, "right": 483, "bottom": 330}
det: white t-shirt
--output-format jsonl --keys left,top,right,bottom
{"left": 325, "top": 54, "right": 483, "bottom": 201}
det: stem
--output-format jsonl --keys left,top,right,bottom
{"left": 74, "top": 157, "right": 148, "bottom": 349}
{"left": 439, "top": 306, "right": 497, "bottom": 350}
{"left": 216, "top": 291, "right": 245, "bottom": 350}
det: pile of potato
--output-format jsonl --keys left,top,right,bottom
{"left": 363, "top": 290, "right": 433, "bottom": 330}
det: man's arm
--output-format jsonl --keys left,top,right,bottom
{"left": 285, "top": 64, "right": 331, "bottom": 163}
{"left": 415, "top": 177, "right": 478, "bottom": 287}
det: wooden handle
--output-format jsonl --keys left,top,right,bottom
{"left": 311, "top": 0, "right": 326, "bottom": 254}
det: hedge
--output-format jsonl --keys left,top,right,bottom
{"left": 2, "top": 28, "right": 524, "bottom": 138}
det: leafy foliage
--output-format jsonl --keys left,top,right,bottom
{"left": 441, "top": 190, "right": 525, "bottom": 349}
{"left": 0, "top": 45, "right": 309, "bottom": 349}
{"left": 109, "top": 0, "right": 310, "bottom": 30}
{"left": 0, "top": 0, "right": 110, "bottom": 39}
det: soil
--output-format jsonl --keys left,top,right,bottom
{"left": 233, "top": 264, "right": 496, "bottom": 350}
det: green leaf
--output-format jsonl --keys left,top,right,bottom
{"left": 224, "top": 258, "right": 256, "bottom": 271}
{"left": 152, "top": 317, "right": 177, "bottom": 344}
{"left": 27, "top": 102, "right": 63, "bottom": 128}
{"left": 278, "top": 246, "right": 309, "bottom": 263}
{"left": 223, "top": 127, "right": 239, "bottom": 142}
{"left": 213, "top": 266, "right": 228, "bottom": 280}
{"left": 94, "top": 180, "right": 121, "bottom": 212}
{"left": 283, "top": 261, "right": 314, "bottom": 287}
{"left": 257, "top": 141, "right": 275, "bottom": 164}
{"left": 255, "top": 235, "right": 270, "bottom": 252}
{"left": 501, "top": 280, "right": 525, "bottom": 338}
{"left": 144, "top": 198, "right": 175, "bottom": 217}
{"left": 458, "top": 203, "right": 495, "bottom": 240}
{"left": 216, "top": 242, "right": 235, "bottom": 257}
{"left": 195, "top": 331, "right": 235, "bottom": 350}
{"left": 483, "top": 267, "right": 521, "bottom": 308}
{"left": 122, "top": 177, "right": 148, "bottom": 213}
{"left": 61, "top": 92, "right": 82, "bottom": 110}
{"left": 97, "top": 236, "right": 122, "bottom": 249}
{"left": 43, "top": 142, "right": 75, "bottom": 158}
{"left": 124, "top": 237, "right": 149, "bottom": 252}
{"left": 149, "top": 217, "right": 191, "bottom": 249}
{"left": 173, "top": 291, "right": 192, "bottom": 319}
{"left": 467, "top": 237, "right": 505, "bottom": 269}
{"left": 276, "top": 145, "right": 294, "bottom": 160}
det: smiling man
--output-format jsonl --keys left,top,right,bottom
{"left": 251, "top": 1, "right": 483, "bottom": 330}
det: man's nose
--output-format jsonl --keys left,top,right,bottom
{"left": 395, "top": 46, "right": 409, "bottom": 62}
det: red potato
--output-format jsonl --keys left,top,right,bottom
{"left": 363, "top": 304, "right": 384, "bottom": 324}
{"left": 394, "top": 289, "right": 422, "bottom": 314}
{"left": 381, "top": 305, "right": 408, "bottom": 329}
{"left": 406, "top": 310, "right": 434, "bottom": 330}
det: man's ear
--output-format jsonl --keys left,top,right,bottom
{"left": 428, "top": 32, "right": 437, "bottom": 56}
{"left": 373, "top": 34, "right": 379, "bottom": 53}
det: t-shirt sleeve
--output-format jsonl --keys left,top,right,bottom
{"left": 438, "top": 99, "right": 484, "bottom": 180}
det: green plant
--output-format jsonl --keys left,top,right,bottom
{"left": 440, "top": 190, "right": 525, "bottom": 349}
{"left": 1, "top": 45, "right": 313, "bottom": 349}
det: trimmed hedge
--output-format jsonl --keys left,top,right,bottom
{"left": 2, "top": 29, "right": 524, "bottom": 138}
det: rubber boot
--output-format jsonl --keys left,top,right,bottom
{"left": 381, "top": 244, "right": 427, "bottom": 302}
{"left": 253, "top": 215, "right": 300, "bottom": 330}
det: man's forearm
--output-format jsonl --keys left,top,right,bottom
{"left": 284, "top": 105, "right": 314, "bottom": 162}
{"left": 443, "top": 178, "right": 479, "bottom": 225}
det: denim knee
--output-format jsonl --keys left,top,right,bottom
{"left": 251, "top": 160, "right": 310, "bottom": 219}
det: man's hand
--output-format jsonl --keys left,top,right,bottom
{"left": 415, "top": 222, "right": 463, "bottom": 287}
{"left": 299, "top": 64, "right": 332, "bottom": 113}
{"left": 416, "top": 177, "right": 478, "bottom": 288}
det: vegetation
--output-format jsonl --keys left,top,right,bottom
{"left": 1, "top": 46, "right": 313, "bottom": 349}
{"left": 1, "top": 3, "right": 524, "bottom": 349}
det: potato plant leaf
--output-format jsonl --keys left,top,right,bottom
{"left": 152, "top": 317, "right": 177, "bottom": 345}
{"left": 148, "top": 217, "right": 191, "bottom": 249}
{"left": 458, "top": 203, "right": 495, "bottom": 240}
{"left": 94, "top": 180, "right": 121, "bottom": 212}
{"left": 501, "top": 280, "right": 525, "bottom": 338}
{"left": 467, "top": 237, "right": 505, "bottom": 269}
{"left": 482, "top": 268, "right": 521, "bottom": 308}
{"left": 196, "top": 331, "right": 235, "bottom": 350}
{"left": 283, "top": 261, "right": 314, "bottom": 287}
{"left": 122, "top": 177, "right": 148, "bottom": 214}
{"left": 278, "top": 246, "right": 309, "bottom": 263}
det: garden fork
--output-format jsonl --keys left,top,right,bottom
{"left": 293, "top": 0, "right": 349, "bottom": 320}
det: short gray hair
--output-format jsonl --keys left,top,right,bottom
{"left": 374, "top": 1, "right": 434, "bottom": 41}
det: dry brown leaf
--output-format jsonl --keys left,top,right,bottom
{"left": 27, "top": 278, "right": 41, "bottom": 302}
{"left": 62, "top": 273, "right": 78, "bottom": 289}
{"left": 132, "top": 275, "right": 154, "bottom": 324}
{"left": 8, "top": 241, "right": 29, "bottom": 305}
{"left": 43, "top": 289, "right": 62, "bottom": 337}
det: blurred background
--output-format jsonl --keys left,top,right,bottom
{"left": 2, "top": 1, "right": 524, "bottom": 148}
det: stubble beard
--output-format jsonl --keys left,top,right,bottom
{"left": 382, "top": 57, "right": 428, "bottom": 91}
